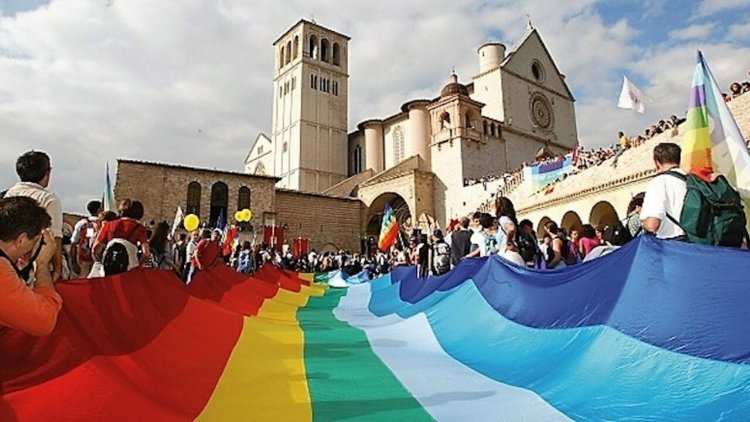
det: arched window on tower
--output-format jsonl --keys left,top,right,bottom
{"left": 483, "top": 120, "right": 488, "bottom": 134}
{"left": 286, "top": 40, "right": 292, "bottom": 65}
{"left": 279, "top": 46, "right": 285, "bottom": 69}
{"left": 490, "top": 123, "right": 497, "bottom": 137}
{"left": 237, "top": 186, "right": 251, "bottom": 210}
{"left": 393, "top": 126, "right": 405, "bottom": 164}
{"left": 186, "top": 181, "right": 201, "bottom": 217}
{"left": 439, "top": 112, "right": 451, "bottom": 130}
{"left": 465, "top": 112, "right": 473, "bottom": 129}
{"left": 309, "top": 35, "right": 318, "bottom": 59}
{"left": 332, "top": 43, "right": 341, "bottom": 66}
{"left": 293, "top": 35, "right": 299, "bottom": 59}
{"left": 320, "top": 38, "right": 330, "bottom": 62}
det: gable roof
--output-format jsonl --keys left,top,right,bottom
{"left": 244, "top": 133, "right": 272, "bottom": 163}
{"left": 501, "top": 28, "right": 575, "bottom": 100}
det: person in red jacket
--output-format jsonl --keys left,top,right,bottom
{"left": 187, "top": 229, "right": 222, "bottom": 283}
{"left": 0, "top": 196, "right": 62, "bottom": 336}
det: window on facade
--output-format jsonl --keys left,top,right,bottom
{"left": 237, "top": 186, "right": 251, "bottom": 211}
{"left": 320, "top": 38, "right": 330, "bottom": 62}
{"left": 279, "top": 46, "right": 285, "bottom": 69}
{"left": 314, "top": 75, "right": 318, "bottom": 89}
{"left": 309, "top": 35, "right": 318, "bottom": 59}
{"left": 332, "top": 43, "right": 341, "bottom": 66}
{"left": 439, "top": 112, "right": 451, "bottom": 129}
{"left": 292, "top": 77, "right": 296, "bottom": 90}
{"left": 283, "top": 142, "right": 288, "bottom": 153}
{"left": 186, "top": 181, "right": 201, "bottom": 217}
{"left": 293, "top": 35, "right": 299, "bottom": 58}
{"left": 258, "top": 145, "right": 263, "bottom": 154}
{"left": 279, "top": 86, "right": 282, "bottom": 98}
{"left": 393, "top": 126, "right": 405, "bottom": 164}
{"left": 286, "top": 40, "right": 292, "bottom": 65}
{"left": 354, "top": 145, "right": 362, "bottom": 173}
{"left": 531, "top": 60, "right": 545, "bottom": 82}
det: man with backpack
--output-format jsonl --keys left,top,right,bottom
{"left": 641, "top": 143, "right": 688, "bottom": 240}
{"left": 641, "top": 143, "right": 747, "bottom": 247}
{"left": 431, "top": 229, "right": 451, "bottom": 276}
{"left": 642, "top": 143, "right": 748, "bottom": 246}
{"left": 70, "top": 200, "right": 102, "bottom": 278}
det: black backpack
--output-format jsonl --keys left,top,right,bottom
{"left": 515, "top": 231, "right": 538, "bottom": 262}
{"left": 609, "top": 219, "right": 633, "bottom": 246}
{"left": 103, "top": 242, "right": 130, "bottom": 276}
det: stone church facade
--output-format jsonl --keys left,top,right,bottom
{"left": 245, "top": 19, "right": 578, "bottom": 234}
{"left": 116, "top": 19, "right": 579, "bottom": 252}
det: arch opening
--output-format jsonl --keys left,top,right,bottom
{"left": 589, "top": 201, "right": 619, "bottom": 230}
{"left": 561, "top": 211, "right": 583, "bottom": 234}
{"left": 186, "top": 181, "right": 201, "bottom": 217}
{"left": 366, "top": 192, "right": 412, "bottom": 240}
{"left": 209, "top": 181, "right": 229, "bottom": 227}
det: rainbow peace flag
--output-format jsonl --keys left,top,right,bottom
{"left": 682, "top": 51, "right": 750, "bottom": 229}
{"left": 524, "top": 154, "right": 574, "bottom": 193}
{"left": 378, "top": 203, "right": 399, "bottom": 252}
{"left": 2, "top": 235, "right": 749, "bottom": 420}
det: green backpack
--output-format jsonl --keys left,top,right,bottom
{"left": 663, "top": 171, "right": 749, "bottom": 247}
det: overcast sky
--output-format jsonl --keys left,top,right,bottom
{"left": 1, "top": 0, "right": 749, "bottom": 214}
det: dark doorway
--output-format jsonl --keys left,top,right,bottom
{"left": 209, "top": 182, "right": 228, "bottom": 227}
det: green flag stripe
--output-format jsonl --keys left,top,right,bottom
{"left": 299, "top": 290, "right": 433, "bottom": 421}
{"left": 683, "top": 106, "right": 710, "bottom": 131}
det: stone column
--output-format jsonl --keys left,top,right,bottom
{"left": 361, "top": 119, "right": 384, "bottom": 173}
{"left": 402, "top": 100, "right": 431, "bottom": 167}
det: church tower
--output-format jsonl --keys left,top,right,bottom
{"left": 271, "top": 20, "right": 350, "bottom": 192}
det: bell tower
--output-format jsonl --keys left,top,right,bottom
{"left": 272, "top": 19, "right": 350, "bottom": 192}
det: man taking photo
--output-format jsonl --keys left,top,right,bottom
{"left": 0, "top": 196, "right": 63, "bottom": 336}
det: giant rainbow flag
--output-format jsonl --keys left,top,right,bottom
{"left": 682, "top": 51, "right": 750, "bottom": 230}
{"left": 524, "top": 154, "right": 574, "bottom": 193}
{"left": 2, "top": 235, "right": 750, "bottom": 420}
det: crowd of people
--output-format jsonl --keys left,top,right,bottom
{"left": 725, "top": 71, "right": 750, "bottom": 102}
{"left": 1, "top": 136, "right": 747, "bottom": 338}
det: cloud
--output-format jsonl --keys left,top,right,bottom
{"left": 727, "top": 20, "right": 750, "bottom": 40}
{"left": 0, "top": 0, "right": 746, "bottom": 214}
{"left": 698, "top": 0, "right": 750, "bottom": 16}
{"left": 668, "top": 23, "right": 716, "bottom": 41}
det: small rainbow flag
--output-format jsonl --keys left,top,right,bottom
{"left": 378, "top": 203, "right": 399, "bottom": 252}
{"left": 682, "top": 51, "right": 750, "bottom": 229}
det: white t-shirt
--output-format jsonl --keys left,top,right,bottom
{"left": 470, "top": 231, "right": 492, "bottom": 257}
{"left": 641, "top": 169, "right": 687, "bottom": 239}
{"left": 5, "top": 182, "right": 63, "bottom": 238}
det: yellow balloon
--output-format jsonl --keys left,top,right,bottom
{"left": 234, "top": 210, "right": 243, "bottom": 222}
{"left": 241, "top": 209, "right": 253, "bottom": 222}
{"left": 183, "top": 214, "right": 200, "bottom": 231}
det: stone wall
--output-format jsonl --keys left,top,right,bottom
{"left": 275, "top": 189, "right": 363, "bottom": 252}
{"left": 115, "top": 160, "right": 278, "bottom": 227}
